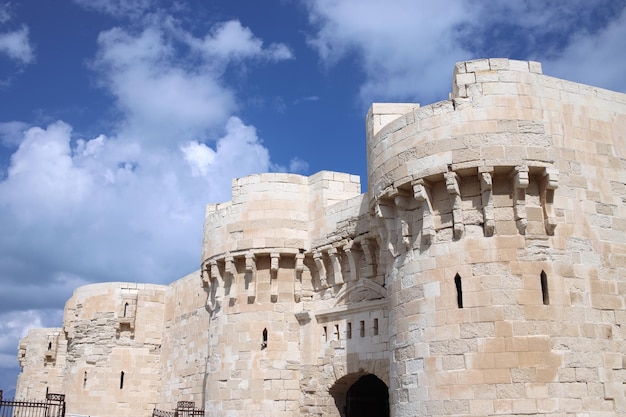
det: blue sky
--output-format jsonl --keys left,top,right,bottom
{"left": 1, "top": 0, "right": 626, "bottom": 396}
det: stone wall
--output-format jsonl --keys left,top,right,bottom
{"left": 60, "top": 282, "right": 167, "bottom": 417}
{"left": 158, "top": 270, "right": 209, "bottom": 408}
{"left": 13, "top": 58, "right": 626, "bottom": 417}
{"left": 15, "top": 328, "right": 66, "bottom": 399}
{"left": 365, "top": 58, "right": 626, "bottom": 417}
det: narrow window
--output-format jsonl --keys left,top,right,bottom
{"left": 123, "top": 302, "right": 129, "bottom": 318}
{"left": 347, "top": 322, "right": 352, "bottom": 339}
{"left": 359, "top": 321, "right": 365, "bottom": 337}
{"left": 323, "top": 326, "right": 328, "bottom": 342}
{"left": 540, "top": 270, "right": 549, "bottom": 305}
{"left": 120, "top": 371, "right": 125, "bottom": 389}
{"left": 334, "top": 324, "right": 340, "bottom": 340}
{"left": 48, "top": 342, "right": 52, "bottom": 351}
{"left": 455, "top": 273, "right": 463, "bottom": 308}
{"left": 83, "top": 371, "right": 87, "bottom": 389}
{"left": 373, "top": 318, "right": 379, "bottom": 336}
{"left": 262, "top": 328, "right": 268, "bottom": 349}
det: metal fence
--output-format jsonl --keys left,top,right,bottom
{"left": 152, "top": 400, "right": 204, "bottom": 417}
{"left": 0, "top": 391, "right": 66, "bottom": 417}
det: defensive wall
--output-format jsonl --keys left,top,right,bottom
{"left": 13, "top": 58, "right": 626, "bottom": 417}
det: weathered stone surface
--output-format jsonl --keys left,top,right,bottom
{"left": 15, "top": 58, "right": 626, "bottom": 417}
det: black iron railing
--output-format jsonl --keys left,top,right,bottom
{"left": 152, "top": 400, "right": 204, "bottom": 417}
{"left": 0, "top": 390, "right": 66, "bottom": 417}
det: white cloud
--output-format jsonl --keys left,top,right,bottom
{"left": 181, "top": 116, "right": 271, "bottom": 182}
{"left": 0, "top": 16, "right": 295, "bottom": 298}
{"left": 190, "top": 20, "right": 293, "bottom": 61}
{"left": 0, "top": 121, "right": 30, "bottom": 147}
{"left": 289, "top": 157, "right": 309, "bottom": 174}
{"left": 0, "top": 25, "right": 34, "bottom": 65}
{"left": 541, "top": 7, "right": 626, "bottom": 93}
{"left": 306, "top": 0, "right": 470, "bottom": 103}
{"left": 305, "top": 0, "right": 626, "bottom": 103}
{"left": 72, "top": 0, "right": 154, "bottom": 18}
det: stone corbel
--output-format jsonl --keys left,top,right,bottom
{"left": 357, "top": 237, "right": 377, "bottom": 279}
{"left": 374, "top": 200, "right": 397, "bottom": 256}
{"left": 245, "top": 251, "right": 256, "bottom": 303}
{"left": 270, "top": 252, "right": 280, "bottom": 302}
{"left": 343, "top": 240, "right": 359, "bottom": 282}
{"left": 412, "top": 179, "right": 435, "bottom": 244}
{"left": 541, "top": 167, "right": 559, "bottom": 235}
{"left": 313, "top": 250, "right": 329, "bottom": 289}
{"left": 204, "top": 261, "right": 217, "bottom": 312}
{"left": 294, "top": 252, "right": 304, "bottom": 302}
{"left": 224, "top": 254, "right": 236, "bottom": 301}
{"left": 201, "top": 261, "right": 211, "bottom": 287}
{"left": 511, "top": 165, "right": 529, "bottom": 235}
{"left": 328, "top": 247, "right": 344, "bottom": 286}
{"left": 479, "top": 167, "right": 495, "bottom": 237}
{"left": 445, "top": 171, "right": 464, "bottom": 239}
{"left": 211, "top": 259, "right": 225, "bottom": 309}
{"left": 394, "top": 194, "right": 417, "bottom": 249}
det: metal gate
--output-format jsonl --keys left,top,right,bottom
{"left": 152, "top": 400, "right": 204, "bottom": 417}
{"left": 0, "top": 390, "right": 66, "bottom": 417}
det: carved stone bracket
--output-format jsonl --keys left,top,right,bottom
{"left": 245, "top": 251, "right": 256, "bottom": 303}
{"left": 294, "top": 252, "right": 304, "bottom": 302}
{"left": 328, "top": 247, "right": 344, "bottom": 286}
{"left": 445, "top": 171, "right": 464, "bottom": 239}
{"left": 374, "top": 200, "right": 397, "bottom": 256}
{"left": 270, "top": 252, "right": 280, "bottom": 302}
{"left": 224, "top": 254, "right": 236, "bottom": 301}
{"left": 394, "top": 194, "right": 417, "bottom": 250}
{"left": 343, "top": 240, "right": 359, "bottom": 283}
{"left": 357, "top": 237, "right": 377, "bottom": 279}
{"left": 541, "top": 167, "right": 559, "bottom": 235}
{"left": 479, "top": 167, "right": 495, "bottom": 237}
{"left": 314, "top": 250, "right": 329, "bottom": 289}
{"left": 512, "top": 165, "right": 529, "bottom": 235}
{"left": 412, "top": 179, "right": 435, "bottom": 244}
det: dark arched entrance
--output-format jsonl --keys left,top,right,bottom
{"left": 345, "top": 374, "right": 389, "bottom": 417}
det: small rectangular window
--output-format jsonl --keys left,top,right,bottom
{"left": 373, "top": 318, "right": 379, "bottom": 336}
{"left": 347, "top": 322, "right": 352, "bottom": 339}
{"left": 359, "top": 321, "right": 365, "bottom": 337}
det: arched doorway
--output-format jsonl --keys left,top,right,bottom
{"left": 345, "top": 374, "right": 389, "bottom": 417}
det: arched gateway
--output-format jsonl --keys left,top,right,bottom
{"left": 331, "top": 374, "right": 389, "bottom": 417}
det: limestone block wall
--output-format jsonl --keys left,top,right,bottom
{"left": 62, "top": 282, "right": 168, "bottom": 417}
{"left": 365, "top": 58, "right": 626, "bottom": 417}
{"left": 158, "top": 270, "right": 208, "bottom": 409}
{"left": 12, "top": 58, "right": 626, "bottom": 417}
{"left": 200, "top": 171, "right": 376, "bottom": 417}
{"left": 15, "top": 328, "right": 66, "bottom": 399}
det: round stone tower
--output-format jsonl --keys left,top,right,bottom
{"left": 200, "top": 172, "right": 362, "bottom": 417}
{"left": 367, "top": 58, "right": 626, "bottom": 416}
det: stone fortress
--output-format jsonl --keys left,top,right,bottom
{"left": 14, "top": 58, "right": 626, "bottom": 417}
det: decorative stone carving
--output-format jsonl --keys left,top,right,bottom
{"left": 412, "top": 179, "right": 435, "bottom": 244}
{"left": 479, "top": 167, "right": 495, "bottom": 237}
{"left": 445, "top": 171, "right": 464, "bottom": 239}
{"left": 512, "top": 165, "right": 529, "bottom": 235}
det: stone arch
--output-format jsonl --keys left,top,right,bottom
{"left": 330, "top": 373, "right": 389, "bottom": 417}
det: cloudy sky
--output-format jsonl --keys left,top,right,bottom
{"left": 1, "top": 0, "right": 626, "bottom": 396}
